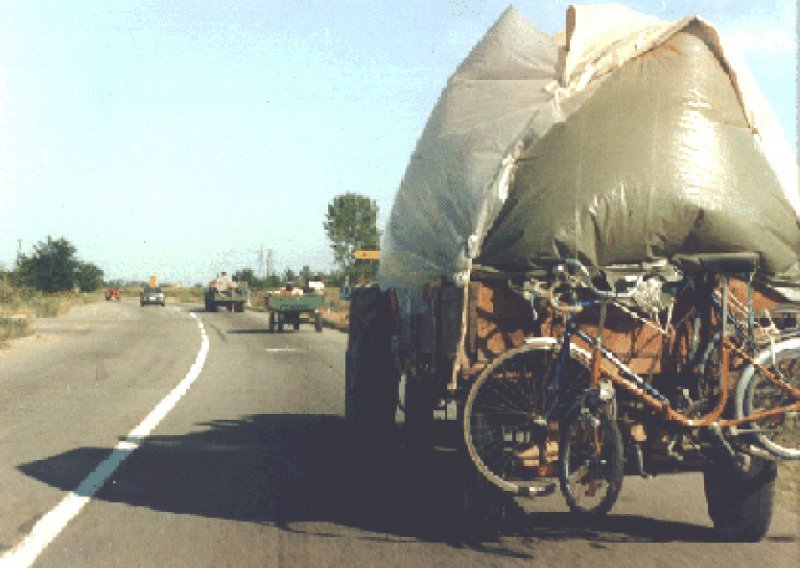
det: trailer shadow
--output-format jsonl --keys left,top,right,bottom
{"left": 19, "top": 413, "right": 733, "bottom": 554}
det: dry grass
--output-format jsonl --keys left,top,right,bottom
{"left": 778, "top": 460, "right": 799, "bottom": 513}
{"left": 0, "top": 285, "right": 98, "bottom": 346}
{"left": 0, "top": 315, "right": 32, "bottom": 344}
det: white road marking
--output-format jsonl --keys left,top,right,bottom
{"left": 0, "top": 312, "right": 210, "bottom": 568}
{"left": 264, "top": 348, "right": 302, "bottom": 353}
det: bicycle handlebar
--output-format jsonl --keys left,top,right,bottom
{"left": 548, "top": 259, "right": 643, "bottom": 314}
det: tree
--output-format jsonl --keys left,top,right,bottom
{"left": 75, "top": 262, "right": 104, "bottom": 292}
{"left": 264, "top": 274, "right": 282, "bottom": 288}
{"left": 323, "top": 192, "right": 380, "bottom": 285}
{"left": 16, "top": 236, "right": 79, "bottom": 292}
{"left": 233, "top": 268, "right": 258, "bottom": 287}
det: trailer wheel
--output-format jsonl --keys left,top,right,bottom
{"left": 314, "top": 312, "right": 323, "bottom": 332}
{"left": 234, "top": 302, "right": 244, "bottom": 313}
{"left": 293, "top": 322, "right": 300, "bottom": 331}
{"left": 403, "top": 367, "right": 435, "bottom": 456}
{"left": 345, "top": 284, "right": 399, "bottom": 440}
{"left": 704, "top": 455, "right": 776, "bottom": 542}
{"left": 268, "top": 311, "right": 275, "bottom": 332}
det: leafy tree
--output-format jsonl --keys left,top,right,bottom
{"left": 323, "top": 192, "right": 380, "bottom": 284}
{"left": 75, "top": 262, "right": 104, "bottom": 292}
{"left": 284, "top": 268, "right": 297, "bottom": 284}
{"left": 264, "top": 274, "right": 282, "bottom": 288}
{"left": 17, "top": 236, "right": 79, "bottom": 292}
{"left": 233, "top": 268, "right": 258, "bottom": 287}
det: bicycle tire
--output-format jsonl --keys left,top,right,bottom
{"left": 737, "top": 336, "right": 800, "bottom": 460}
{"left": 463, "top": 339, "right": 589, "bottom": 495}
{"left": 558, "top": 404, "right": 624, "bottom": 516}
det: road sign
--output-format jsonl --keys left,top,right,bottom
{"left": 354, "top": 250, "right": 381, "bottom": 260}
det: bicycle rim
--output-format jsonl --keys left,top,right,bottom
{"left": 463, "top": 340, "right": 587, "bottom": 493}
{"left": 559, "top": 407, "right": 624, "bottom": 516}
{"left": 739, "top": 339, "right": 800, "bottom": 460}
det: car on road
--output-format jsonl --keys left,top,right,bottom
{"left": 140, "top": 286, "right": 166, "bottom": 307}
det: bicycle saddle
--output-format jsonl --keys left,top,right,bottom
{"left": 671, "top": 252, "right": 760, "bottom": 276}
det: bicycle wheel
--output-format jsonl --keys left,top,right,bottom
{"left": 559, "top": 405, "right": 624, "bottom": 516}
{"left": 463, "top": 339, "right": 589, "bottom": 494}
{"left": 737, "top": 337, "right": 800, "bottom": 459}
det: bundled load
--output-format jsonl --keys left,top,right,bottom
{"left": 380, "top": 4, "right": 799, "bottom": 298}
{"left": 209, "top": 272, "right": 238, "bottom": 293}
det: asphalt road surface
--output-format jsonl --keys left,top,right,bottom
{"left": 0, "top": 300, "right": 797, "bottom": 567}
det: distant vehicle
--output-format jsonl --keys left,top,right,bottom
{"left": 265, "top": 284, "right": 324, "bottom": 332}
{"left": 205, "top": 272, "right": 246, "bottom": 312}
{"left": 105, "top": 288, "right": 121, "bottom": 301}
{"left": 140, "top": 286, "right": 165, "bottom": 307}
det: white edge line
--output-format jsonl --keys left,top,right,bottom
{"left": 0, "top": 312, "right": 210, "bottom": 568}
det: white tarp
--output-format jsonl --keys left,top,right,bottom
{"left": 380, "top": 4, "right": 799, "bottom": 295}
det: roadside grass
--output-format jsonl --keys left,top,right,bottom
{"left": 0, "top": 286, "right": 97, "bottom": 347}
{"left": 778, "top": 460, "right": 799, "bottom": 513}
{"left": 776, "top": 418, "right": 799, "bottom": 512}
{"left": 163, "top": 286, "right": 204, "bottom": 304}
{"left": 0, "top": 315, "right": 32, "bottom": 344}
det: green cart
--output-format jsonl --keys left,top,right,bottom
{"left": 265, "top": 292, "right": 325, "bottom": 332}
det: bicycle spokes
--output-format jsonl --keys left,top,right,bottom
{"left": 559, "top": 407, "right": 624, "bottom": 516}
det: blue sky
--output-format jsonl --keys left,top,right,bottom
{"left": 0, "top": 0, "right": 796, "bottom": 285}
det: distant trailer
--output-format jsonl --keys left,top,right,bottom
{"left": 265, "top": 291, "right": 324, "bottom": 332}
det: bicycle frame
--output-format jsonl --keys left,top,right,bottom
{"left": 549, "top": 276, "right": 800, "bottom": 431}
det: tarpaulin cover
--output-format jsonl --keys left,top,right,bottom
{"left": 380, "top": 4, "right": 799, "bottom": 295}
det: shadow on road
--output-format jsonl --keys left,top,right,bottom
{"left": 19, "top": 414, "right": 742, "bottom": 553}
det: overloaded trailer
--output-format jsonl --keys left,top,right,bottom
{"left": 205, "top": 272, "right": 247, "bottom": 312}
{"left": 265, "top": 290, "right": 324, "bottom": 332}
{"left": 346, "top": 5, "right": 799, "bottom": 541}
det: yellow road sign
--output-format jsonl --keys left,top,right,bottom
{"left": 354, "top": 250, "right": 381, "bottom": 260}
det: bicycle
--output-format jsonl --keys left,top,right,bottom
{"left": 463, "top": 253, "right": 799, "bottom": 529}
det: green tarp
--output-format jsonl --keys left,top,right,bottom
{"left": 380, "top": 5, "right": 799, "bottom": 296}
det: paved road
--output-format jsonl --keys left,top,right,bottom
{"left": 0, "top": 300, "right": 797, "bottom": 567}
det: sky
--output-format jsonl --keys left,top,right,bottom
{"left": 0, "top": 0, "right": 796, "bottom": 285}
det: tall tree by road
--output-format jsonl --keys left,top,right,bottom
{"left": 323, "top": 193, "right": 380, "bottom": 285}
{"left": 16, "top": 236, "right": 104, "bottom": 292}
{"left": 74, "top": 261, "right": 104, "bottom": 293}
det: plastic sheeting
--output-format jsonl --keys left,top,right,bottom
{"left": 380, "top": 4, "right": 799, "bottom": 295}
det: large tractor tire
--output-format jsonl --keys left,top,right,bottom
{"left": 703, "top": 455, "right": 776, "bottom": 542}
{"left": 345, "top": 284, "right": 400, "bottom": 442}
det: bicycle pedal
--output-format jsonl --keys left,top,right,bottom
{"left": 518, "top": 482, "right": 556, "bottom": 497}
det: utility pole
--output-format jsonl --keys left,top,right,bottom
{"left": 266, "top": 248, "right": 274, "bottom": 279}
{"left": 15, "top": 239, "right": 22, "bottom": 269}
